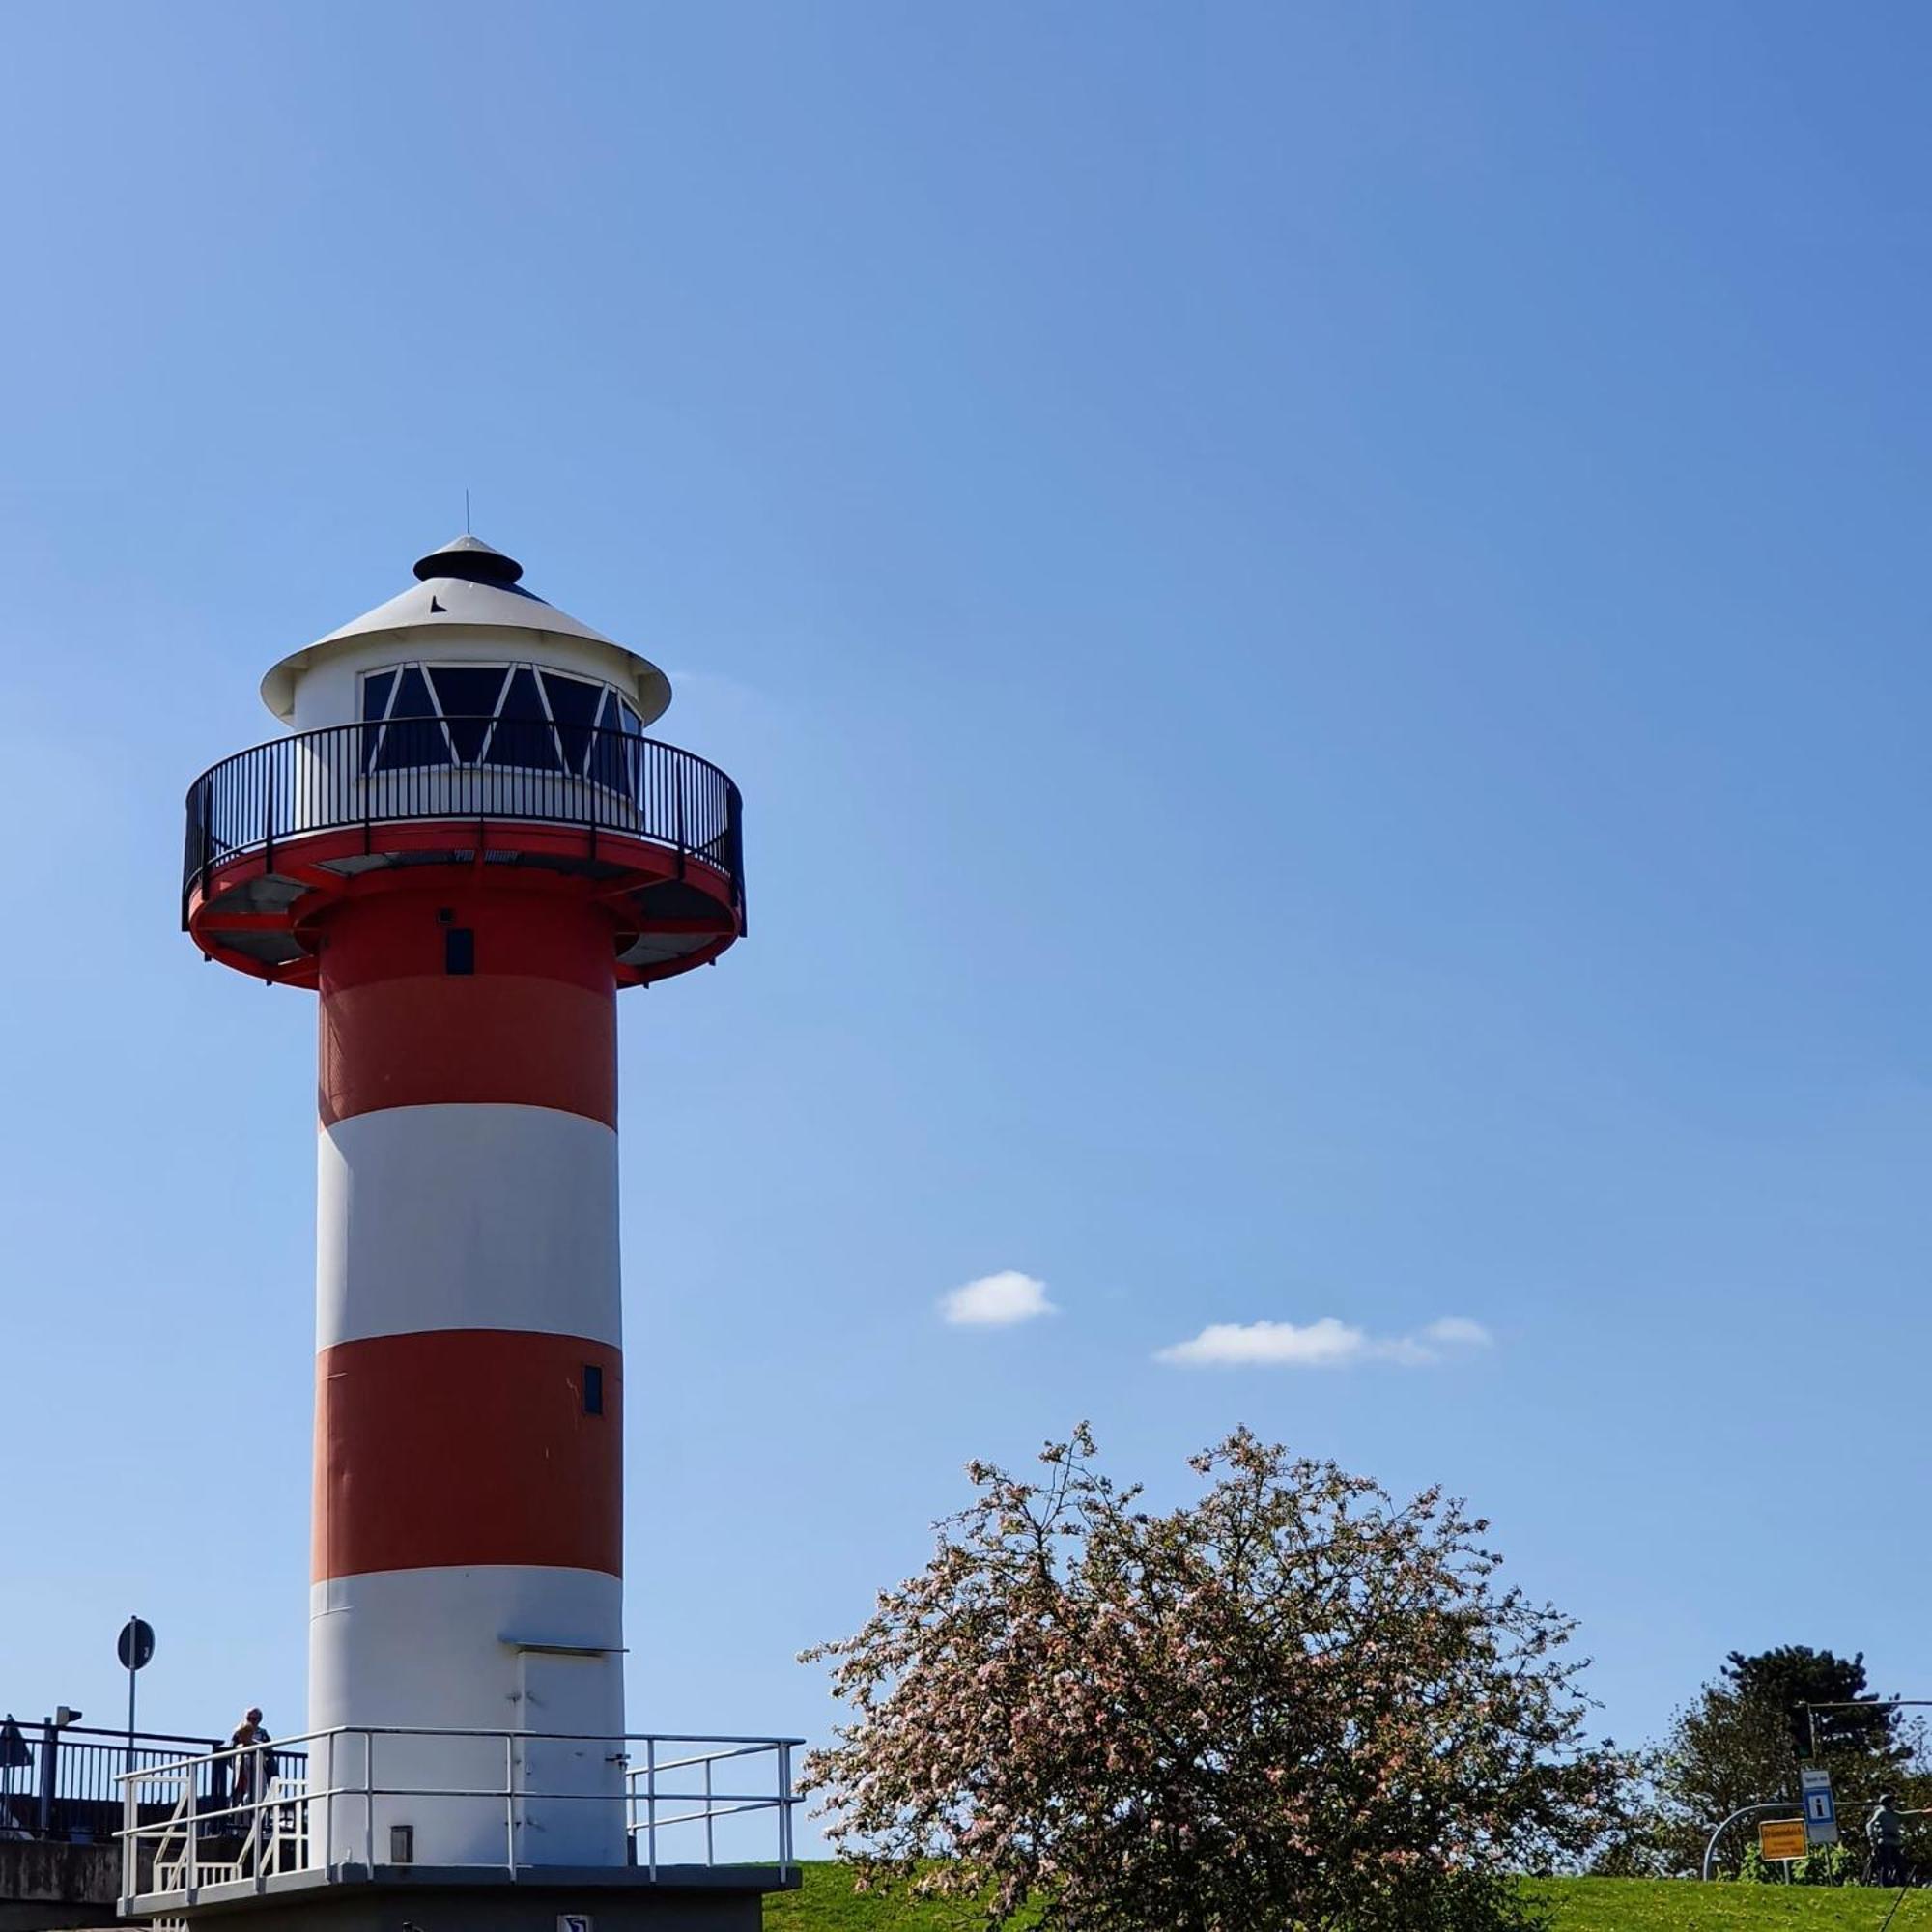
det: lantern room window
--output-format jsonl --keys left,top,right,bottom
{"left": 359, "top": 665, "right": 645, "bottom": 775}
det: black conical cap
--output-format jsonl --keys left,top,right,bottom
{"left": 412, "top": 533, "right": 525, "bottom": 586}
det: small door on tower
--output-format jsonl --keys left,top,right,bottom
{"left": 512, "top": 1645, "right": 628, "bottom": 1867}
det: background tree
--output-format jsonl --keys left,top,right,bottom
{"left": 802, "top": 1426, "right": 1632, "bottom": 1932}
{"left": 1651, "top": 1646, "right": 1922, "bottom": 1875}
{"left": 1726, "top": 1647, "right": 1902, "bottom": 1764}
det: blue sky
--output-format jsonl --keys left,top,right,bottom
{"left": 4, "top": 0, "right": 1931, "bottom": 1825}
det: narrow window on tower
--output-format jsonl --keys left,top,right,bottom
{"left": 444, "top": 927, "right": 475, "bottom": 975}
{"left": 582, "top": 1364, "right": 605, "bottom": 1416}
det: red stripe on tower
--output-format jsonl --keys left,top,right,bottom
{"left": 317, "top": 889, "right": 618, "bottom": 1127}
{"left": 313, "top": 1330, "right": 622, "bottom": 1579}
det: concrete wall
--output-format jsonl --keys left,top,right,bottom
{"left": 176, "top": 1879, "right": 759, "bottom": 1932}
{"left": 0, "top": 1838, "right": 129, "bottom": 1931}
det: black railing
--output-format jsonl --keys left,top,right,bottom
{"left": 0, "top": 1719, "right": 308, "bottom": 1843}
{"left": 183, "top": 718, "right": 746, "bottom": 930}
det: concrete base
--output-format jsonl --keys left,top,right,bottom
{"left": 124, "top": 1866, "right": 793, "bottom": 1932}
{"left": 0, "top": 1917, "right": 121, "bottom": 1932}
{"left": 1, "top": 1840, "right": 128, "bottom": 1932}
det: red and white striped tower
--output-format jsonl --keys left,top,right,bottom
{"left": 183, "top": 535, "right": 745, "bottom": 1868}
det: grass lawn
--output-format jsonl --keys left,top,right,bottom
{"left": 762, "top": 1863, "right": 1037, "bottom": 1929}
{"left": 1525, "top": 1878, "right": 1932, "bottom": 1929}
{"left": 765, "top": 1865, "right": 1932, "bottom": 1929}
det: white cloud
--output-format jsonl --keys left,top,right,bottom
{"left": 1421, "top": 1316, "right": 1492, "bottom": 1350}
{"left": 1155, "top": 1314, "right": 1492, "bottom": 1370}
{"left": 1155, "top": 1317, "right": 1370, "bottom": 1368}
{"left": 941, "top": 1270, "right": 1058, "bottom": 1328}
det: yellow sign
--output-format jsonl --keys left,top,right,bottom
{"left": 1760, "top": 1819, "right": 1808, "bottom": 1861}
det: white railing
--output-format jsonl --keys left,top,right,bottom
{"left": 624, "top": 1737, "right": 799, "bottom": 1879}
{"left": 119, "top": 1727, "right": 802, "bottom": 1906}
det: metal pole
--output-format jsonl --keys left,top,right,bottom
{"left": 780, "top": 1742, "right": 793, "bottom": 1877}
{"left": 704, "top": 1754, "right": 714, "bottom": 1866}
{"left": 587, "top": 727, "right": 601, "bottom": 864}
{"left": 1702, "top": 1802, "right": 1801, "bottom": 1881}
{"left": 645, "top": 1739, "right": 657, "bottom": 1881}
{"left": 37, "top": 1721, "right": 55, "bottom": 1837}
{"left": 127, "top": 1652, "right": 139, "bottom": 1773}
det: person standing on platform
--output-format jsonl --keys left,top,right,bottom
{"left": 227, "top": 1708, "right": 272, "bottom": 1822}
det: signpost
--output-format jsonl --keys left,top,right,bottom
{"left": 117, "top": 1616, "right": 155, "bottom": 1772}
{"left": 0, "top": 1716, "right": 27, "bottom": 1830}
{"left": 1760, "top": 1818, "right": 1808, "bottom": 1863}
{"left": 1801, "top": 1767, "right": 1838, "bottom": 1848}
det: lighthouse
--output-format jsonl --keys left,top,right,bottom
{"left": 152, "top": 535, "right": 786, "bottom": 1931}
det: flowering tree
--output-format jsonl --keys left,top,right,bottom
{"left": 801, "top": 1427, "right": 1629, "bottom": 1932}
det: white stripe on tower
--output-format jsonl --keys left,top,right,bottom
{"left": 316, "top": 1105, "right": 621, "bottom": 1349}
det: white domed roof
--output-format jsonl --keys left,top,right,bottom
{"left": 260, "top": 535, "right": 672, "bottom": 726}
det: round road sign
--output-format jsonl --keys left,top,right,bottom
{"left": 117, "top": 1617, "right": 155, "bottom": 1672}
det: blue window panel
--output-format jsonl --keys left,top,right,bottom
{"left": 587, "top": 689, "right": 629, "bottom": 791}
{"left": 542, "top": 672, "right": 601, "bottom": 774}
{"left": 373, "top": 667, "right": 448, "bottom": 770}
{"left": 360, "top": 670, "right": 397, "bottom": 772}
{"left": 484, "top": 667, "right": 558, "bottom": 769}
{"left": 390, "top": 666, "right": 436, "bottom": 716}
{"left": 361, "top": 670, "right": 397, "bottom": 721}
{"left": 429, "top": 666, "right": 510, "bottom": 764}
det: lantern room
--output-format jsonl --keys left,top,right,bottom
{"left": 184, "top": 536, "right": 745, "bottom": 989}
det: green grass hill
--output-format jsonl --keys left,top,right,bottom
{"left": 763, "top": 1865, "right": 1932, "bottom": 1930}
